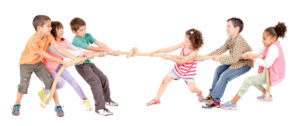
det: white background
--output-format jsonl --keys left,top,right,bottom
{"left": 0, "top": 0, "right": 299, "bottom": 125}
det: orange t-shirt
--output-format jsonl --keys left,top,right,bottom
{"left": 19, "top": 34, "right": 55, "bottom": 64}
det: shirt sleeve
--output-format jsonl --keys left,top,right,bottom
{"left": 66, "top": 40, "right": 90, "bottom": 57}
{"left": 219, "top": 39, "right": 243, "bottom": 64}
{"left": 208, "top": 40, "right": 229, "bottom": 56}
{"left": 255, "top": 45, "right": 279, "bottom": 68}
{"left": 86, "top": 33, "right": 96, "bottom": 44}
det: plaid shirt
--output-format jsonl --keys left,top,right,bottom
{"left": 208, "top": 34, "right": 253, "bottom": 69}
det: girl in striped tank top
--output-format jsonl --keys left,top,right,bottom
{"left": 147, "top": 28, "right": 205, "bottom": 106}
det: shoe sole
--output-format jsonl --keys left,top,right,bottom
{"left": 96, "top": 113, "right": 113, "bottom": 116}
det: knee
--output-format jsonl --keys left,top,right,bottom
{"left": 86, "top": 76, "right": 101, "bottom": 87}
{"left": 161, "top": 78, "right": 170, "bottom": 86}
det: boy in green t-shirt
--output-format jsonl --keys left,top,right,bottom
{"left": 70, "top": 17, "right": 119, "bottom": 116}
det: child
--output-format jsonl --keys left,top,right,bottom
{"left": 70, "top": 17, "right": 120, "bottom": 116}
{"left": 221, "top": 22, "right": 286, "bottom": 110}
{"left": 12, "top": 15, "right": 81, "bottom": 117}
{"left": 201, "top": 17, "right": 253, "bottom": 109}
{"left": 39, "top": 21, "right": 94, "bottom": 111}
{"left": 146, "top": 28, "right": 204, "bottom": 106}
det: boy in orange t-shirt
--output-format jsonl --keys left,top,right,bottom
{"left": 12, "top": 15, "right": 81, "bottom": 117}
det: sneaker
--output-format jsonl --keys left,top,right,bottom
{"left": 202, "top": 99, "right": 220, "bottom": 109}
{"left": 257, "top": 94, "right": 265, "bottom": 101}
{"left": 219, "top": 101, "right": 230, "bottom": 109}
{"left": 55, "top": 105, "right": 64, "bottom": 117}
{"left": 96, "top": 108, "right": 113, "bottom": 116}
{"left": 257, "top": 94, "right": 273, "bottom": 102}
{"left": 12, "top": 104, "right": 21, "bottom": 116}
{"left": 221, "top": 101, "right": 237, "bottom": 110}
{"left": 146, "top": 99, "right": 160, "bottom": 106}
{"left": 38, "top": 89, "right": 49, "bottom": 102}
{"left": 105, "top": 100, "right": 119, "bottom": 107}
{"left": 83, "top": 99, "right": 92, "bottom": 111}
{"left": 203, "top": 95, "right": 212, "bottom": 103}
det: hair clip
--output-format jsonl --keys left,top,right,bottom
{"left": 190, "top": 31, "right": 194, "bottom": 34}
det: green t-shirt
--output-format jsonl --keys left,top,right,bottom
{"left": 72, "top": 33, "right": 96, "bottom": 63}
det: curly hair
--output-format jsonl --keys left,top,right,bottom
{"left": 185, "top": 28, "right": 204, "bottom": 50}
{"left": 265, "top": 22, "right": 287, "bottom": 39}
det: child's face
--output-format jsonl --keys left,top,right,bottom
{"left": 56, "top": 27, "right": 64, "bottom": 39}
{"left": 38, "top": 20, "right": 52, "bottom": 35}
{"left": 73, "top": 26, "right": 86, "bottom": 38}
{"left": 262, "top": 31, "right": 277, "bottom": 47}
{"left": 226, "top": 21, "right": 239, "bottom": 38}
{"left": 184, "top": 35, "right": 193, "bottom": 49}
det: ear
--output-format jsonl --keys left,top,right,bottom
{"left": 235, "top": 26, "right": 240, "bottom": 33}
{"left": 72, "top": 30, "right": 77, "bottom": 34}
{"left": 36, "top": 26, "right": 41, "bottom": 31}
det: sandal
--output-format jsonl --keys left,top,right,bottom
{"left": 197, "top": 91, "right": 204, "bottom": 102}
{"left": 146, "top": 99, "right": 160, "bottom": 106}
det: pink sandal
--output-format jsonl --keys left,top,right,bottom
{"left": 146, "top": 99, "right": 160, "bottom": 106}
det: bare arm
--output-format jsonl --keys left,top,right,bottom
{"left": 50, "top": 40, "right": 77, "bottom": 60}
{"left": 166, "top": 50, "right": 198, "bottom": 65}
{"left": 151, "top": 42, "right": 184, "bottom": 54}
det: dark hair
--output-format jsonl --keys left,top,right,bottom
{"left": 227, "top": 17, "right": 244, "bottom": 33}
{"left": 265, "top": 22, "right": 287, "bottom": 39}
{"left": 51, "top": 21, "right": 64, "bottom": 41}
{"left": 70, "top": 17, "right": 86, "bottom": 31}
{"left": 32, "top": 15, "right": 51, "bottom": 31}
{"left": 185, "top": 28, "right": 204, "bottom": 50}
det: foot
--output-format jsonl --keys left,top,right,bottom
{"left": 105, "top": 100, "right": 119, "bottom": 107}
{"left": 203, "top": 95, "right": 212, "bottom": 103}
{"left": 55, "top": 105, "right": 64, "bottom": 117}
{"left": 83, "top": 99, "right": 92, "bottom": 111}
{"left": 221, "top": 101, "right": 237, "bottom": 110}
{"left": 12, "top": 104, "right": 21, "bottom": 116}
{"left": 202, "top": 99, "right": 220, "bottom": 109}
{"left": 146, "top": 99, "right": 160, "bottom": 106}
{"left": 38, "top": 89, "right": 47, "bottom": 102}
{"left": 96, "top": 108, "right": 113, "bottom": 116}
{"left": 256, "top": 94, "right": 265, "bottom": 101}
{"left": 197, "top": 92, "right": 204, "bottom": 102}
{"left": 264, "top": 93, "right": 273, "bottom": 101}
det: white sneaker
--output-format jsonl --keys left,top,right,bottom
{"left": 105, "top": 100, "right": 119, "bottom": 107}
{"left": 96, "top": 108, "right": 113, "bottom": 116}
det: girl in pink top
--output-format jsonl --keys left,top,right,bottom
{"left": 146, "top": 28, "right": 204, "bottom": 106}
{"left": 221, "top": 22, "right": 287, "bottom": 110}
{"left": 39, "top": 21, "right": 95, "bottom": 111}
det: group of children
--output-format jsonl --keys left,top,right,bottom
{"left": 12, "top": 15, "right": 286, "bottom": 117}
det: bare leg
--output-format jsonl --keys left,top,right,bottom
{"left": 15, "top": 92, "right": 24, "bottom": 104}
{"left": 53, "top": 91, "right": 59, "bottom": 105}
{"left": 154, "top": 75, "right": 174, "bottom": 99}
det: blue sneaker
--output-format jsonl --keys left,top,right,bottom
{"left": 221, "top": 101, "right": 237, "bottom": 110}
{"left": 257, "top": 94, "right": 265, "bottom": 101}
{"left": 55, "top": 105, "right": 64, "bottom": 117}
{"left": 220, "top": 101, "right": 231, "bottom": 109}
{"left": 12, "top": 104, "right": 21, "bottom": 116}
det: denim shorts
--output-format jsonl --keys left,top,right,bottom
{"left": 168, "top": 69, "right": 195, "bottom": 83}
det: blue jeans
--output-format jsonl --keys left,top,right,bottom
{"left": 209, "top": 65, "right": 251, "bottom": 103}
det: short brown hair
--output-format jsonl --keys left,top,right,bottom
{"left": 185, "top": 28, "right": 204, "bottom": 50}
{"left": 32, "top": 15, "right": 51, "bottom": 31}
{"left": 70, "top": 17, "right": 86, "bottom": 31}
{"left": 227, "top": 17, "right": 244, "bottom": 33}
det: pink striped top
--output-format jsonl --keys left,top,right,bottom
{"left": 173, "top": 47, "right": 198, "bottom": 79}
